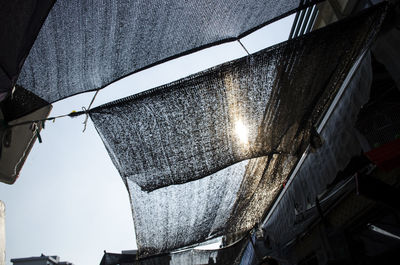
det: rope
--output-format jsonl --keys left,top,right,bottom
{"left": 237, "top": 39, "right": 251, "bottom": 56}
{"left": 82, "top": 90, "right": 99, "bottom": 132}
{"left": 6, "top": 109, "right": 86, "bottom": 129}
{"left": 6, "top": 90, "right": 100, "bottom": 131}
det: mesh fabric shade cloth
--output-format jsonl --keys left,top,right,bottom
{"left": 16, "top": 0, "right": 322, "bottom": 103}
{"left": 100, "top": 237, "right": 247, "bottom": 265}
{"left": 0, "top": 0, "right": 53, "bottom": 99}
{"left": 90, "top": 4, "right": 386, "bottom": 256}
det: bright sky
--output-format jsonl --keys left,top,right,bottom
{"left": 0, "top": 16, "right": 293, "bottom": 265}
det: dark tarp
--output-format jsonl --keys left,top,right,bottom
{"left": 17, "top": 0, "right": 323, "bottom": 103}
{"left": 0, "top": 0, "right": 54, "bottom": 99}
{"left": 90, "top": 4, "right": 386, "bottom": 256}
{"left": 100, "top": 237, "right": 247, "bottom": 265}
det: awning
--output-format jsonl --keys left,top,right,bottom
{"left": 16, "top": 0, "right": 323, "bottom": 103}
{"left": 89, "top": 4, "right": 386, "bottom": 256}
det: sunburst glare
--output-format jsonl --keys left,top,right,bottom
{"left": 235, "top": 119, "right": 249, "bottom": 145}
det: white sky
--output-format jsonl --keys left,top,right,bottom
{"left": 0, "top": 15, "right": 293, "bottom": 265}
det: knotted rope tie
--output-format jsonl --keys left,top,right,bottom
{"left": 82, "top": 106, "right": 89, "bottom": 132}
{"left": 82, "top": 90, "right": 99, "bottom": 132}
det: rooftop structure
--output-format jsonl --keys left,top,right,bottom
{"left": 11, "top": 255, "right": 73, "bottom": 265}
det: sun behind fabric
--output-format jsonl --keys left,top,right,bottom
{"left": 90, "top": 4, "right": 386, "bottom": 257}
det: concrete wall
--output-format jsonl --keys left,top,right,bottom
{"left": 0, "top": 201, "right": 5, "bottom": 265}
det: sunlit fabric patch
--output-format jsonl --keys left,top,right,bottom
{"left": 90, "top": 4, "right": 386, "bottom": 256}
{"left": 17, "top": 0, "right": 322, "bottom": 103}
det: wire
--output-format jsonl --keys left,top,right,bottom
{"left": 6, "top": 90, "right": 100, "bottom": 130}
{"left": 6, "top": 110, "right": 86, "bottom": 129}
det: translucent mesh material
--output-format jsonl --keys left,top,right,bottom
{"left": 0, "top": 0, "right": 53, "bottom": 95}
{"left": 128, "top": 160, "right": 247, "bottom": 255}
{"left": 17, "top": 0, "right": 321, "bottom": 103}
{"left": 90, "top": 4, "right": 386, "bottom": 256}
{"left": 100, "top": 237, "right": 247, "bottom": 265}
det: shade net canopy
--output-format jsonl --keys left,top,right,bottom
{"left": 16, "top": 0, "right": 323, "bottom": 103}
{"left": 90, "top": 4, "right": 386, "bottom": 256}
{"left": 0, "top": 0, "right": 53, "bottom": 97}
{"left": 100, "top": 237, "right": 247, "bottom": 265}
